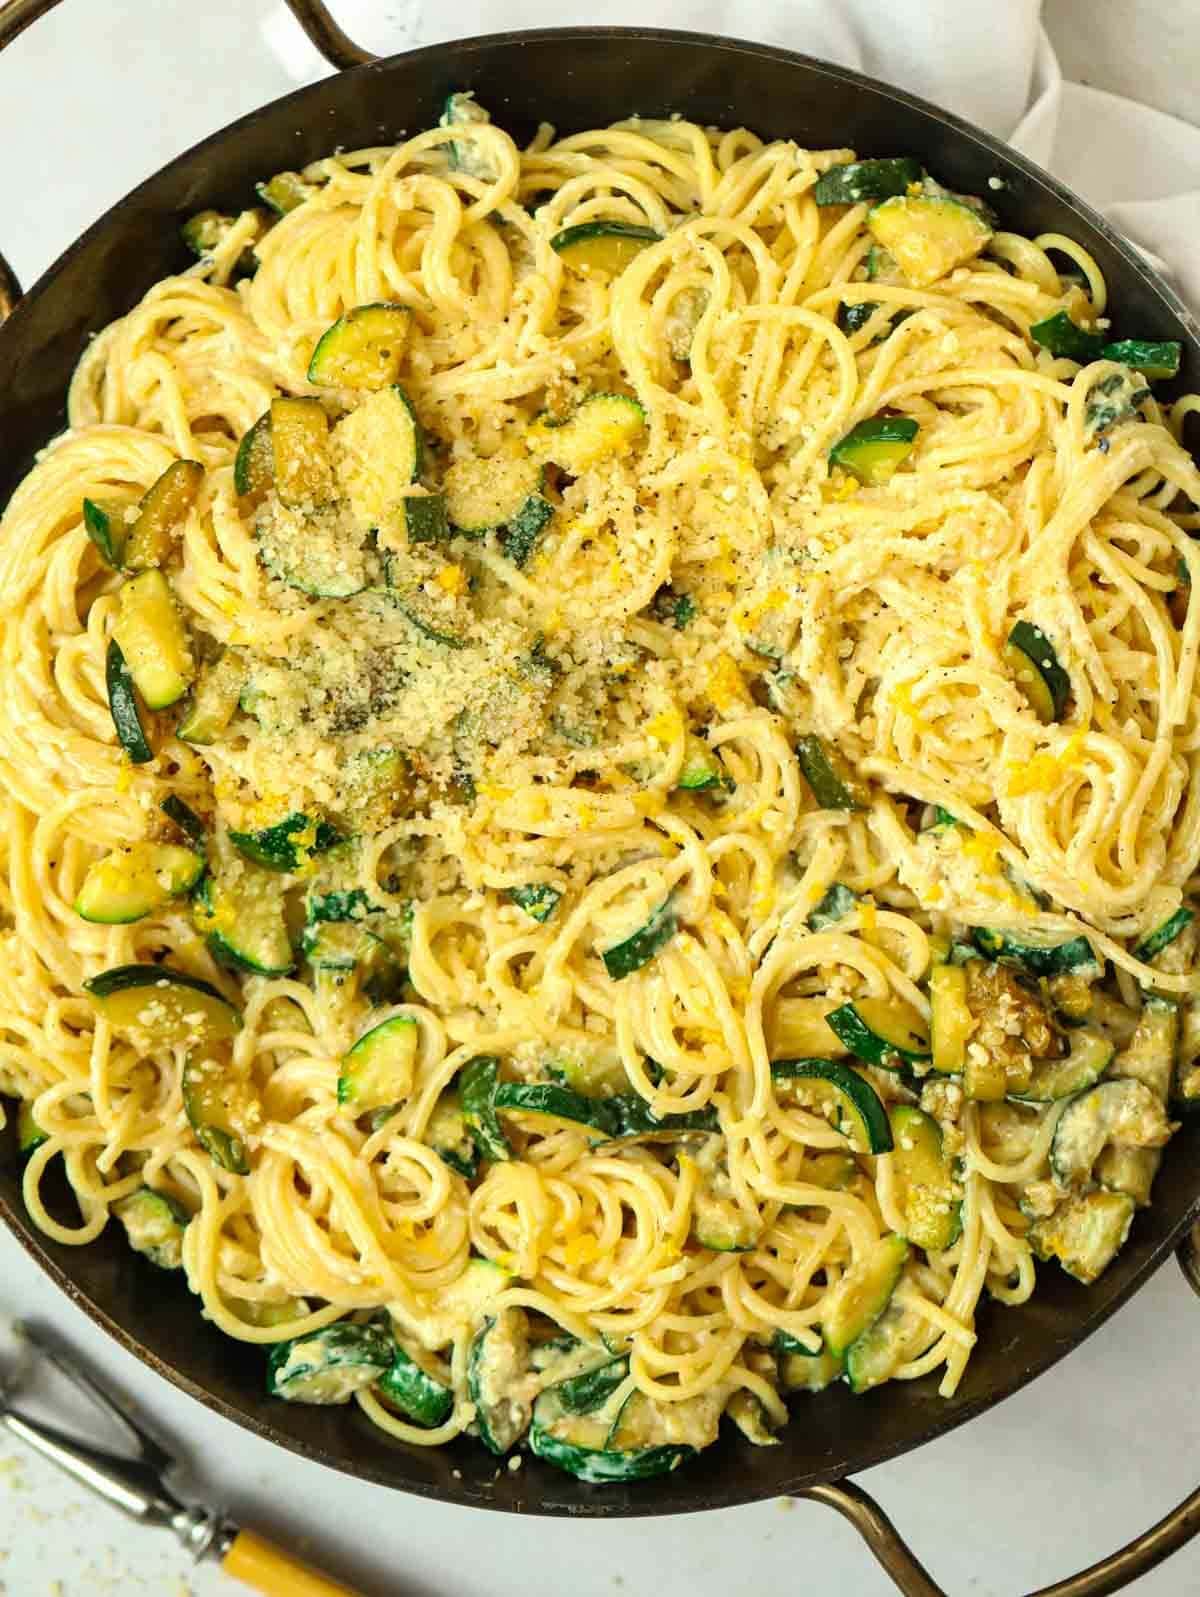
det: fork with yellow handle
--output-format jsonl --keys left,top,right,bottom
{"left": 0, "top": 1322, "right": 362, "bottom": 1597}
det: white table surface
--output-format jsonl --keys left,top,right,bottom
{"left": 2, "top": 4, "right": 1199, "bottom": 1594}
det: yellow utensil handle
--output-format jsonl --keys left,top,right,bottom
{"left": 221, "top": 1527, "right": 363, "bottom": 1597}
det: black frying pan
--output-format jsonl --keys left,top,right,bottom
{"left": 1, "top": 6, "right": 1199, "bottom": 1591}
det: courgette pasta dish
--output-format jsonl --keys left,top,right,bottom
{"left": 3, "top": 94, "right": 1200, "bottom": 1482}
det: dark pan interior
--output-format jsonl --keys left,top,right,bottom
{"left": 2, "top": 28, "right": 1199, "bottom": 1517}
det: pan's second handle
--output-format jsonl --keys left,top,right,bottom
{"left": 801, "top": 1230, "right": 1200, "bottom": 1597}
{"left": 279, "top": 1, "right": 378, "bottom": 70}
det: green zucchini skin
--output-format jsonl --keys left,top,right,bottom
{"left": 83, "top": 962, "right": 225, "bottom": 1004}
{"left": 460, "top": 1054, "right": 511, "bottom": 1162}
{"left": 404, "top": 494, "right": 450, "bottom": 545}
{"left": 1133, "top": 907, "right": 1193, "bottom": 964}
{"left": 603, "top": 1095, "right": 718, "bottom": 1142}
{"left": 105, "top": 639, "right": 154, "bottom": 763}
{"left": 971, "top": 926, "right": 1099, "bottom": 977}
{"left": 828, "top": 416, "right": 918, "bottom": 485}
{"left": 528, "top": 1388, "right": 696, "bottom": 1484}
{"left": 824, "top": 999, "right": 931, "bottom": 1069}
{"left": 795, "top": 735, "right": 869, "bottom": 810}
{"left": 770, "top": 1058, "right": 893, "bottom": 1154}
{"left": 1030, "top": 311, "right": 1104, "bottom": 362}
{"left": 1100, "top": 339, "right": 1181, "bottom": 379}
{"left": 554, "top": 1355, "right": 630, "bottom": 1415}
{"left": 1005, "top": 619, "right": 1070, "bottom": 721}
{"left": 377, "top": 1345, "right": 453, "bottom": 1426}
{"left": 493, "top": 1081, "right": 613, "bottom": 1137}
{"left": 229, "top": 812, "right": 344, "bottom": 871}
{"left": 267, "top": 1321, "right": 393, "bottom": 1404}
{"left": 467, "top": 1310, "right": 533, "bottom": 1454}
{"left": 501, "top": 493, "right": 555, "bottom": 567}
{"left": 83, "top": 498, "right": 126, "bottom": 567}
{"left": 807, "top": 883, "right": 860, "bottom": 931}
{"left": 550, "top": 220, "right": 660, "bottom": 255}
{"left": 508, "top": 883, "right": 562, "bottom": 922}
{"left": 814, "top": 159, "right": 923, "bottom": 206}
{"left": 159, "top": 794, "right": 207, "bottom": 847}
{"left": 601, "top": 898, "right": 678, "bottom": 980}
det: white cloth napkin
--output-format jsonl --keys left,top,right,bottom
{"left": 264, "top": 0, "right": 1200, "bottom": 311}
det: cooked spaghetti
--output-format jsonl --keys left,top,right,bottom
{"left": 1, "top": 97, "right": 1198, "bottom": 1476}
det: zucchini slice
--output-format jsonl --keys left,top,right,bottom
{"left": 972, "top": 926, "right": 1099, "bottom": 978}
{"left": 821, "top": 1233, "right": 909, "bottom": 1359}
{"left": 426, "top": 1088, "right": 478, "bottom": 1178}
{"left": 1004, "top": 619, "right": 1069, "bottom": 723}
{"left": 444, "top": 454, "right": 544, "bottom": 537}
{"left": 1028, "top": 1189, "right": 1136, "bottom": 1285}
{"left": 1100, "top": 339, "right": 1181, "bottom": 380}
{"left": 838, "top": 300, "right": 881, "bottom": 336}
{"left": 554, "top": 1355, "right": 630, "bottom": 1415}
{"left": 229, "top": 812, "right": 342, "bottom": 872}
{"left": 501, "top": 492, "right": 555, "bottom": 567}
{"left": 181, "top": 208, "right": 263, "bottom": 273}
{"left": 888, "top": 1106, "right": 962, "bottom": 1252}
{"left": 550, "top": 221, "right": 660, "bottom": 276}
{"left": 403, "top": 494, "right": 450, "bottom": 545}
{"left": 270, "top": 397, "right": 333, "bottom": 508}
{"left": 177, "top": 650, "right": 245, "bottom": 745}
{"left": 726, "top": 1392, "right": 781, "bottom": 1446}
{"left": 1010, "top": 1026, "right": 1113, "bottom": 1103}
{"left": 256, "top": 171, "right": 316, "bottom": 215}
{"left": 1049, "top": 1078, "right": 1174, "bottom": 1187}
{"left": 160, "top": 798, "right": 207, "bottom": 845}
{"left": 676, "top": 736, "right": 724, "bottom": 792}
{"left": 795, "top": 735, "right": 869, "bottom": 810}
{"left": 84, "top": 963, "right": 240, "bottom": 1048}
{"left": 333, "top": 384, "right": 424, "bottom": 527}
{"left": 182, "top": 1055, "right": 252, "bottom": 1173}
{"left": 303, "top": 922, "right": 404, "bottom": 1003}
{"left": 866, "top": 244, "right": 903, "bottom": 284}
{"left": 338, "top": 1015, "right": 419, "bottom": 1116}
{"left": 603, "top": 1094, "right": 719, "bottom": 1144}
{"left": 770, "top": 1058, "right": 893, "bottom": 1155}
{"left": 82, "top": 497, "right": 128, "bottom": 568}
{"left": 814, "top": 158, "right": 923, "bottom": 206}
{"left": 460, "top": 1054, "right": 511, "bottom": 1163}
{"left": 234, "top": 412, "right": 273, "bottom": 503}
{"left": 829, "top": 416, "right": 919, "bottom": 486}
{"left": 687, "top": 1146, "right": 760, "bottom": 1253}
{"left": 126, "top": 460, "right": 204, "bottom": 570}
{"left": 105, "top": 639, "right": 153, "bottom": 764}
{"left": 1133, "top": 907, "right": 1193, "bottom": 964}
{"left": 825, "top": 997, "right": 931, "bottom": 1070}
{"left": 529, "top": 1387, "right": 699, "bottom": 1484}
{"left": 267, "top": 1321, "right": 393, "bottom": 1404}
{"left": 75, "top": 841, "right": 203, "bottom": 924}
{"left": 193, "top": 862, "right": 293, "bottom": 977}
{"left": 773, "top": 1332, "right": 845, "bottom": 1393}
{"left": 17, "top": 1100, "right": 47, "bottom": 1156}
{"left": 113, "top": 1186, "right": 189, "bottom": 1270}
{"left": 929, "top": 964, "right": 972, "bottom": 1076}
{"left": 389, "top": 1256, "right": 514, "bottom": 1350}
{"left": 1110, "top": 997, "right": 1177, "bottom": 1101}
{"left": 1096, "top": 1143, "right": 1161, "bottom": 1208}
{"left": 307, "top": 303, "right": 412, "bottom": 390}
{"left": 494, "top": 1081, "right": 614, "bottom": 1141}
{"left": 1085, "top": 370, "right": 1151, "bottom": 437}
{"left": 377, "top": 1342, "right": 453, "bottom": 1427}
{"left": 1030, "top": 311, "right": 1104, "bottom": 362}
{"left": 806, "top": 883, "right": 860, "bottom": 931}
{"left": 508, "top": 883, "right": 562, "bottom": 922}
{"left": 845, "top": 1302, "right": 916, "bottom": 1394}
{"left": 439, "top": 91, "right": 495, "bottom": 179}
{"left": 601, "top": 897, "right": 678, "bottom": 981}
{"left": 867, "top": 194, "right": 992, "bottom": 288}
{"left": 468, "top": 1309, "right": 534, "bottom": 1454}
{"left": 113, "top": 570, "right": 194, "bottom": 710}
{"left": 529, "top": 393, "right": 646, "bottom": 475}
{"left": 256, "top": 499, "right": 370, "bottom": 599}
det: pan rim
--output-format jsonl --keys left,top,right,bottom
{"left": 3, "top": 23, "right": 1200, "bottom": 1515}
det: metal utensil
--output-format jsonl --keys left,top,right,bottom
{"left": 0, "top": 1321, "right": 361, "bottom": 1596}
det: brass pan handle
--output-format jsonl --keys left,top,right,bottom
{"left": 800, "top": 1225, "right": 1200, "bottom": 1597}
{"left": 0, "top": 0, "right": 375, "bottom": 323}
